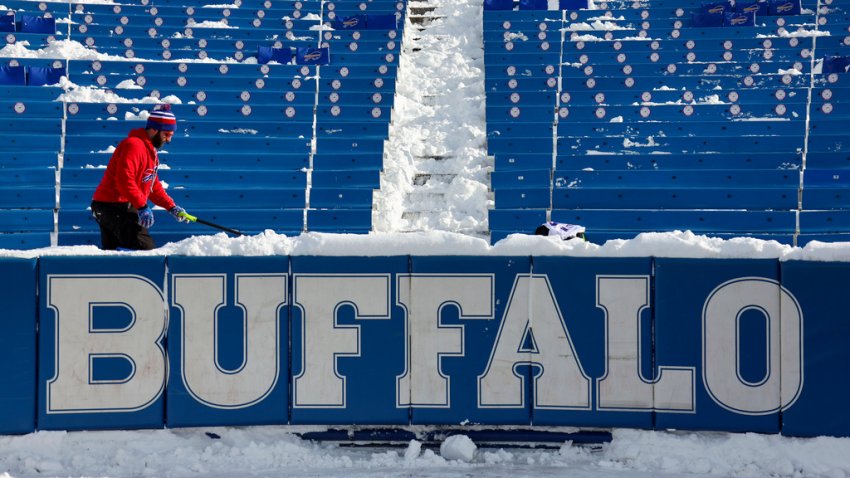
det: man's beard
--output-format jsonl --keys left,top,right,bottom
{"left": 151, "top": 133, "right": 164, "bottom": 149}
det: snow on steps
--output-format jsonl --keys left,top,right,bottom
{"left": 375, "top": 0, "right": 491, "bottom": 237}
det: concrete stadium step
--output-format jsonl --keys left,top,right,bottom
{"left": 413, "top": 173, "right": 456, "bottom": 186}
{"left": 408, "top": 0, "right": 442, "bottom": 26}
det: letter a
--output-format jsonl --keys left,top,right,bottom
{"left": 479, "top": 275, "right": 591, "bottom": 410}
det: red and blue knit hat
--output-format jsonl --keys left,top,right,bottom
{"left": 146, "top": 103, "right": 176, "bottom": 131}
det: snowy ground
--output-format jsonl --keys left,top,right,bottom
{"left": 2, "top": 426, "right": 850, "bottom": 478}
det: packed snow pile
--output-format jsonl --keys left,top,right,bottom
{"left": 4, "top": 230, "right": 850, "bottom": 262}
{"left": 0, "top": 427, "right": 848, "bottom": 478}
{"left": 440, "top": 435, "right": 477, "bottom": 462}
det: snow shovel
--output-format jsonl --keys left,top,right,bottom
{"left": 177, "top": 212, "right": 244, "bottom": 237}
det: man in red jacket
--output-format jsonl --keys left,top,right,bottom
{"left": 90, "top": 104, "right": 189, "bottom": 250}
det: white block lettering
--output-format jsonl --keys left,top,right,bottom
{"left": 597, "top": 276, "right": 694, "bottom": 412}
{"left": 396, "top": 274, "right": 494, "bottom": 407}
{"left": 703, "top": 277, "right": 803, "bottom": 415}
{"left": 293, "top": 274, "right": 390, "bottom": 408}
{"left": 480, "top": 275, "right": 591, "bottom": 409}
{"left": 46, "top": 275, "right": 166, "bottom": 413}
{"left": 172, "top": 274, "right": 286, "bottom": 409}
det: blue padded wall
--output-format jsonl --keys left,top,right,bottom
{"left": 409, "top": 256, "right": 532, "bottom": 425}
{"left": 166, "top": 256, "right": 290, "bottom": 428}
{"left": 780, "top": 261, "right": 850, "bottom": 437}
{"left": 38, "top": 256, "right": 167, "bottom": 431}
{"left": 531, "top": 257, "right": 653, "bottom": 428}
{"left": 654, "top": 259, "right": 781, "bottom": 433}
{"left": 0, "top": 258, "right": 37, "bottom": 434}
{"left": 289, "top": 256, "right": 409, "bottom": 424}
{"left": 2, "top": 252, "right": 850, "bottom": 436}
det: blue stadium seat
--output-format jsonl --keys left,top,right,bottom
{"left": 0, "top": 65, "right": 25, "bottom": 86}
{"left": 0, "top": 13, "right": 14, "bottom": 32}
{"left": 0, "top": 0, "right": 409, "bottom": 241}
{"left": 310, "top": 188, "right": 374, "bottom": 209}
{"left": 19, "top": 15, "right": 55, "bottom": 34}
{"left": 484, "top": 0, "right": 848, "bottom": 244}
{"left": 312, "top": 170, "right": 381, "bottom": 188}
{"left": 307, "top": 209, "right": 372, "bottom": 233}
{"left": 488, "top": 208, "right": 548, "bottom": 238}
{"left": 257, "top": 46, "right": 294, "bottom": 64}
{"left": 0, "top": 210, "right": 54, "bottom": 233}
{"left": 312, "top": 153, "right": 384, "bottom": 171}
{"left": 26, "top": 66, "right": 65, "bottom": 86}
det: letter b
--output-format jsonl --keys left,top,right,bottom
{"left": 46, "top": 275, "right": 167, "bottom": 413}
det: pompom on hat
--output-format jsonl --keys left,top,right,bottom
{"left": 146, "top": 103, "right": 176, "bottom": 132}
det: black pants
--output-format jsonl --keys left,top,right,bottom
{"left": 90, "top": 201, "right": 156, "bottom": 250}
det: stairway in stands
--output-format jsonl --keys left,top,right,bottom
{"left": 374, "top": 0, "right": 492, "bottom": 238}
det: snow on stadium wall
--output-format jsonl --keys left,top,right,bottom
{"left": 0, "top": 256, "right": 847, "bottom": 437}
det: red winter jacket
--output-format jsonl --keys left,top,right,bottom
{"left": 92, "top": 128, "right": 176, "bottom": 211}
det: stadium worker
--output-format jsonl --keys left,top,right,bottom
{"left": 90, "top": 104, "right": 189, "bottom": 250}
{"left": 535, "top": 221, "right": 587, "bottom": 241}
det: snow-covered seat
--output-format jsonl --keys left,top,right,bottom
{"left": 488, "top": 208, "right": 548, "bottom": 241}
{"left": 549, "top": 208, "right": 797, "bottom": 235}
{"left": 317, "top": 121, "right": 390, "bottom": 139}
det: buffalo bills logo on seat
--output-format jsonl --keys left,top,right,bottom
{"left": 730, "top": 15, "right": 748, "bottom": 25}
{"left": 776, "top": 2, "right": 793, "bottom": 12}
{"left": 707, "top": 5, "right": 724, "bottom": 13}
{"left": 743, "top": 4, "right": 758, "bottom": 12}
{"left": 304, "top": 51, "right": 322, "bottom": 61}
{"left": 343, "top": 17, "right": 360, "bottom": 27}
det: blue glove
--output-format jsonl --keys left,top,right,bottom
{"left": 137, "top": 206, "right": 154, "bottom": 229}
{"left": 169, "top": 205, "right": 189, "bottom": 222}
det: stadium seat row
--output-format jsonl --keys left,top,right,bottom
{"left": 484, "top": 0, "right": 850, "bottom": 245}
